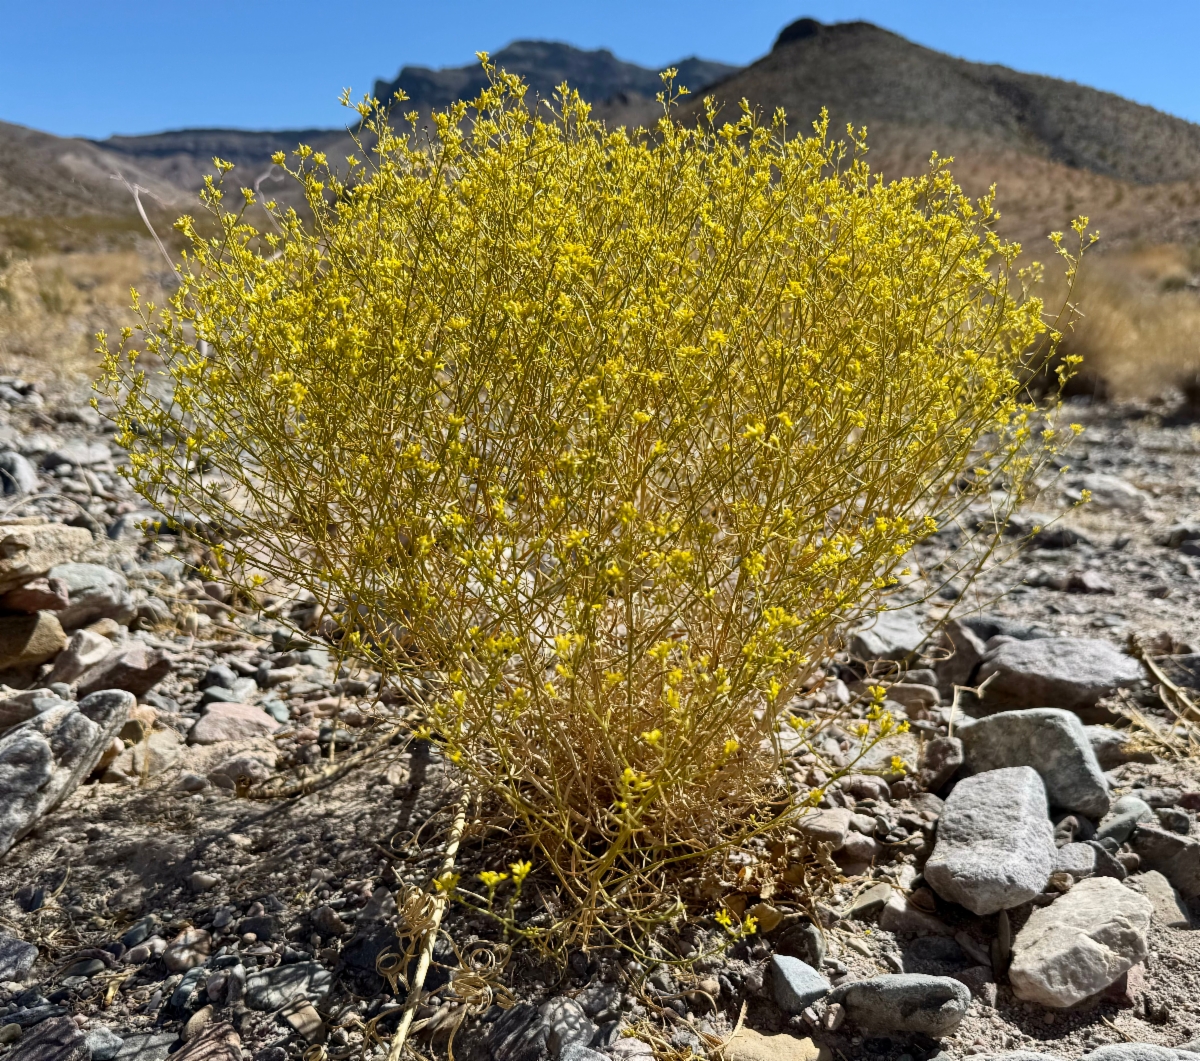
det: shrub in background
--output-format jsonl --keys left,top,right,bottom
{"left": 102, "top": 65, "right": 1082, "bottom": 947}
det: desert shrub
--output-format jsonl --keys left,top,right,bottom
{"left": 101, "top": 66, "right": 1080, "bottom": 947}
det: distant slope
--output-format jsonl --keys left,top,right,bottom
{"left": 686, "top": 18, "right": 1200, "bottom": 186}
{"left": 374, "top": 40, "right": 737, "bottom": 117}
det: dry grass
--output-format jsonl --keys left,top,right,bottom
{"left": 1047, "top": 244, "right": 1200, "bottom": 401}
{"left": 0, "top": 244, "right": 170, "bottom": 379}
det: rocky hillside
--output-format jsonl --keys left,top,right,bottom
{"left": 373, "top": 40, "right": 737, "bottom": 118}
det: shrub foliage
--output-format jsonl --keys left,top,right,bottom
{"left": 103, "top": 66, "right": 1080, "bottom": 946}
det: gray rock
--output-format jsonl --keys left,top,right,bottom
{"left": 42, "top": 442, "right": 110, "bottom": 470}
{"left": 244, "top": 961, "right": 332, "bottom": 1011}
{"left": 1097, "top": 795, "right": 1155, "bottom": 844}
{"left": 113, "top": 1031, "right": 178, "bottom": 1061}
{"left": 76, "top": 642, "right": 171, "bottom": 698}
{"left": 46, "top": 563, "right": 134, "bottom": 629}
{"left": 769, "top": 955, "right": 830, "bottom": 1013}
{"left": 1129, "top": 826, "right": 1200, "bottom": 898}
{"left": 1084, "top": 1047, "right": 1200, "bottom": 1061}
{"left": 487, "top": 1003, "right": 547, "bottom": 1061}
{"left": 540, "top": 997, "right": 596, "bottom": 1058}
{"left": 1054, "top": 842, "right": 1097, "bottom": 880}
{"left": 1009, "top": 876, "right": 1152, "bottom": 1007}
{"left": 774, "top": 919, "right": 826, "bottom": 967}
{"left": 0, "top": 452, "right": 39, "bottom": 496}
{"left": 918, "top": 736, "right": 963, "bottom": 793}
{"left": 188, "top": 702, "right": 279, "bottom": 744}
{"left": 84, "top": 1027, "right": 124, "bottom": 1061}
{"left": 797, "top": 807, "right": 851, "bottom": 849}
{"left": 45, "top": 629, "right": 113, "bottom": 685}
{"left": 829, "top": 973, "right": 970, "bottom": 1035}
{"left": 848, "top": 610, "right": 927, "bottom": 662}
{"left": 957, "top": 708, "right": 1110, "bottom": 818}
{"left": 3, "top": 1017, "right": 88, "bottom": 1061}
{"left": 975, "top": 638, "right": 1143, "bottom": 719}
{"left": 559, "top": 1045, "right": 608, "bottom": 1061}
{"left": 1074, "top": 473, "right": 1148, "bottom": 512}
{"left": 0, "top": 930, "right": 38, "bottom": 981}
{"left": 0, "top": 690, "right": 133, "bottom": 857}
{"left": 924, "top": 766, "right": 1056, "bottom": 915}
{"left": 576, "top": 981, "right": 621, "bottom": 1021}
{"left": 1129, "top": 870, "right": 1191, "bottom": 929}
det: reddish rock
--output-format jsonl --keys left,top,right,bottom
{"left": 75, "top": 641, "right": 171, "bottom": 697}
{"left": 0, "top": 576, "right": 70, "bottom": 613}
{"left": 188, "top": 702, "right": 279, "bottom": 744}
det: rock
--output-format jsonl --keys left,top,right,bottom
{"left": 925, "top": 766, "right": 1056, "bottom": 915}
{"left": 61, "top": 957, "right": 106, "bottom": 978}
{"left": 120, "top": 917, "right": 157, "bottom": 948}
{"left": 539, "top": 996, "right": 596, "bottom": 1057}
{"left": 244, "top": 961, "right": 332, "bottom": 1011}
{"left": 932, "top": 618, "right": 989, "bottom": 690}
{"left": 113, "top": 1031, "right": 179, "bottom": 1061}
{"left": 1054, "top": 843, "right": 1097, "bottom": 880}
{"left": 723, "top": 1027, "right": 828, "bottom": 1061}
{"left": 975, "top": 638, "right": 1143, "bottom": 719}
{"left": 576, "top": 981, "right": 621, "bottom": 1022}
{"left": 848, "top": 610, "right": 927, "bottom": 662}
{"left": 1129, "top": 870, "right": 1191, "bottom": 929}
{"left": 181, "top": 1006, "right": 214, "bottom": 1043}
{"left": 42, "top": 442, "right": 110, "bottom": 470}
{"left": 1009, "top": 876, "right": 1152, "bottom": 1007}
{"left": 797, "top": 807, "right": 851, "bottom": 849}
{"left": 957, "top": 708, "right": 1110, "bottom": 818}
{"left": 774, "top": 920, "right": 826, "bottom": 967}
{"left": 75, "top": 642, "right": 170, "bottom": 698}
{"left": 0, "top": 523, "right": 92, "bottom": 593}
{"left": 311, "top": 906, "right": 347, "bottom": 937}
{"left": 44, "top": 563, "right": 134, "bottom": 629}
{"left": 1097, "top": 795, "right": 1155, "bottom": 844}
{"left": 45, "top": 629, "right": 113, "bottom": 685}
{"left": 918, "top": 736, "right": 962, "bottom": 792}
{"left": 0, "top": 690, "right": 133, "bottom": 857}
{"left": 770, "top": 955, "right": 830, "bottom": 1013}
{"left": 487, "top": 1002, "right": 548, "bottom": 1061}
{"left": 0, "top": 577, "right": 69, "bottom": 614}
{"left": 846, "top": 882, "right": 893, "bottom": 919}
{"left": 1084, "top": 1048, "right": 1200, "bottom": 1061}
{"left": 1129, "top": 826, "right": 1200, "bottom": 898}
{"left": 84, "top": 1027, "right": 124, "bottom": 1061}
{"left": 188, "top": 702, "right": 279, "bottom": 744}
{"left": 878, "top": 892, "right": 952, "bottom": 936}
{"left": 0, "top": 613, "right": 66, "bottom": 671}
{"left": 0, "top": 1027, "right": 24, "bottom": 1047}
{"left": 1075, "top": 473, "right": 1148, "bottom": 512}
{"left": 3, "top": 1016, "right": 89, "bottom": 1061}
{"left": 169, "top": 1024, "right": 240, "bottom": 1061}
{"left": 0, "top": 931, "right": 37, "bottom": 981}
{"left": 163, "top": 928, "right": 211, "bottom": 972}
{"left": 200, "top": 664, "right": 237, "bottom": 691}
{"left": 281, "top": 1002, "right": 324, "bottom": 1042}
{"left": 102, "top": 726, "right": 182, "bottom": 783}
{"left": 829, "top": 973, "right": 971, "bottom": 1036}
{"left": 885, "top": 683, "right": 940, "bottom": 712}
{"left": 559, "top": 1046, "right": 608, "bottom": 1061}
{"left": 0, "top": 452, "right": 39, "bottom": 496}
{"left": 207, "top": 753, "right": 274, "bottom": 790}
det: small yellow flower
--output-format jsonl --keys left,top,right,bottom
{"left": 478, "top": 870, "right": 508, "bottom": 890}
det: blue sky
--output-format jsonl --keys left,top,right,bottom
{"left": 3, "top": 0, "right": 1197, "bottom": 139}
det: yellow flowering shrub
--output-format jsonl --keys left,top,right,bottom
{"left": 101, "top": 65, "right": 1083, "bottom": 947}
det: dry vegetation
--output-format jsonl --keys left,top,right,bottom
{"left": 0, "top": 244, "right": 172, "bottom": 379}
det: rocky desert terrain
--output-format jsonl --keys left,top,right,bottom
{"left": 0, "top": 370, "right": 1198, "bottom": 1061}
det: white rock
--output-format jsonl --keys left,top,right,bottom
{"left": 924, "top": 766, "right": 1056, "bottom": 915}
{"left": 48, "top": 563, "right": 135, "bottom": 628}
{"left": 1009, "top": 876, "right": 1152, "bottom": 1007}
